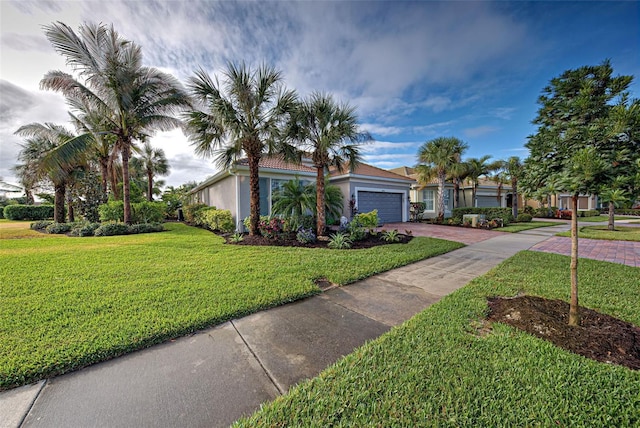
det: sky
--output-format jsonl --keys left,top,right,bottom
{"left": 1, "top": 0, "right": 638, "bottom": 189}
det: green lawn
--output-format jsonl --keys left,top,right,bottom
{"left": 0, "top": 221, "right": 462, "bottom": 390}
{"left": 235, "top": 251, "right": 640, "bottom": 427}
{"left": 498, "top": 221, "right": 558, "bottom": 233}
{"left": 557, "top": 225, "right": 640, "bottom": 241}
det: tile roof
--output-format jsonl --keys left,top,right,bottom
{"left": 235, "top": 156, "right": 316, "bottom": 173}
{"left": 330, "top": 162, "right": 415, "bottom": 181}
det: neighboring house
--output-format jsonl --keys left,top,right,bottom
{"left": 0, "top": 181, "right": 23, "bottom": 199}
{"left": 190, "top": 157, "right": 413, "bottom": 230}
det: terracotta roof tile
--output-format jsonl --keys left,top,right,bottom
{"left": 236, "top": 156, "right": 316, "bottom": 173}
{"left": 330, "top": 163, "right": 415, "bottom": 181}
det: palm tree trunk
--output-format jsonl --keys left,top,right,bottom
{"left": 453, "top": 179, "right": 460, "bottom": 209}
{"left": 569, "top": 195, "right": 580, "bottom": 326}
{"left": 248, "top": 155, "right": 261, "bottom": 236}
{"left": 66, "top": 187, "right": 75, "bottom": 223}
{"left": 512, "top": 178, "right": 519, "bottom": 218}
{"left": 147, "top": 170, "right": 154, "bottom": 202}
{"left": 608, "top": 201, "right": 615, "bottom": 231}
{"left": 109, "top": 150, "right": 120, "bottom": 200}
{"left": 122, "top": 142, "right": 132, "bottom": 224}
{"left": 54, "top": 183, "right": 66, "bottom": 223}
{"left": 437, "top": 172, "right": 445, "bottom": 222}
{"left": 316, "top": 166, "right": 326, "bottom": 237}
{"left": 99, "top": 158, "right": 109, "bottom": 203}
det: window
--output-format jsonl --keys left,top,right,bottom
{"left": 422, "top": 189, "right": 434, "bottom": 211}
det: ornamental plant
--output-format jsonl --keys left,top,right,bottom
{"left": 259, "top": 217, "right": 286, "bottom": 239}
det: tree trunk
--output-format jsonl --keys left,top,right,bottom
{"left": 122, "top": 142, "right": 132, "bottom": 224}
{"left": 248, "top": 154, "right": 261, "bottom": 236}
{"left": 66, "top": 187, "right": 74, "bottom": 223}
{"left": 316, "top": 166, "right": 326, "bottom": 237}
{"left": 99, "top": 158, "right": 109, "bottom": 203}
{"left": 608, "top": 201, "right": 615, "bottom": 231}
{"left": 147, "top": 170, "right": 154, "bottom": 202}
{"left": 569, "top": 194, "right": 580, "bottom": 326}
{"left": 547, "top": 194, "right": 553, "bottom": 217}
{"left": 437, "top": 172, "right": 445, "bottom": 222}
{"left": 453, "top": 179, "right": 460, "bottom": 209}
{"left": 108, "top": 151, "right": 120, "bottom": 200}
{"left": 54, "top": 183, "right": 66, "bottom": 224}
{"left": 512, "top": 178, "right": 519, "bottom": 219}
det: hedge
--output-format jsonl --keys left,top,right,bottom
{"left": 99, "top": 201, "right": 165, "bottom": 224}
{"left": 195, "top": 208, "right": 234, "bottom": 233}
{"left": 451, "top": 207, "right": 514, "bottom": 224}
{"left": 3, "top": 204, "right": 54, "bottom": 220}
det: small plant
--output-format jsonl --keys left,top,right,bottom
{"left": 328, "top": 232, "right": 352, "bottom": 249}
{"left": 296, "top": 228, "right": 316, "bottom": 244}
{"left": 45, "top": 222, "right": 72, "bottom": 234}
{"left": 380, "top": 229, "right": 400, "bottom": 243}
{"left": 259, "top": 217, "right": 286, "bottom": 239}
{"left": 71, "top": 222, "right": 101, "bottom": 237}
{"left": 516, "top": 213, "right": 533, "bottom": 223}
{"left": 353, "top": 209, "right": 379, "bottom": 233}
{"left": 229, "top": 232, "right": 244, "bottom": 243}
{"left": 30, "top": 220, "right": 53, "bottom": 230}
{"left": 347, "top": 222, "right": 367, "bottom": 241}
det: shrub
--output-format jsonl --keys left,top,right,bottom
{"left": 284, "top": 215, "right": 315, "bottom": 233}
{"left": 229, "top": 232, "right": 244, "bottom": 243}
{"left": 328, "top": 232, "right": 352, "bottom": 249}
{"left": 71, "top": 222, "right": 101, "bottom": 237}
{"left": 129, "top": 222, "right": 164, "bottom": 234}
{"left": 131, "top": 202, "right": 165, "bottom": 224}
{"left": 534, "top": 206, "right": 557, "bottom": 218}
{"left": 45, "top": 223, "right": 72, "bottom": 234}
{"left": 184, "top": 203, "right": 210, "bottom": 224}
{"left": 523, "top": 205, "right": 535, "bottom": 215}
{"left": 451, "top": 207, "right": 514, "bottom": 224}
{"left": 3, "top": 204, "right": 54, "bottom": 221}
{"left": 296, "top": 228, "right": 316, "bottom": 244}
{"left": 259, "top": 217, "right": 286, "bottom": 239}
{"left": 516, "top": 213, "right": 533, "bottom": 223}
{"left": 98, "top": 201, "right": 124, "bottom": 222}
{"left": 243, "top": 215, "right": 270, "bottom": 232}
{"left": 30, "top": 220, "right": 53, "bottom": 230}
{"left": 94, "top": 223, "right": 131, "bottom": 237}
{"left": 380, "top": 229, "right": 400, "bottom": 243}
{"left": 347, "top": 223, "right": 367, "bottom": 241}
{"left": 196, "top": 208, "right": 235, "bottom": 233}
{"left": 353, "top": 210, "right": 379, "bottom": 230}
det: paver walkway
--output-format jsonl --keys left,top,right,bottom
{"left": 384, "top": 222, "right": 506, "bottom": 245}
{"left": 530, "top": 236, "right": 640, "bottom": 267}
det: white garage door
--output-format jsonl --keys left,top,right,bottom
{"left": 357, "top": 191, "right": 403, "bottom": 223}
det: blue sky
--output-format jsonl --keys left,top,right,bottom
{"left": 1, "top": 0, "right": 638, "bottom": 188}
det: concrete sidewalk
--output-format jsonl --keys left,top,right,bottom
{"left": 0, "top": 224, "right": 569, "bottom": 428}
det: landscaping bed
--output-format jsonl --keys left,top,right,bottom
{"left": 230, "top": 232, "right": 412, "bottom": 249}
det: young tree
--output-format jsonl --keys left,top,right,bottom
{"left": 40, "top": 22, "right": 190, "bottom": 224}
{"left": 416, "top": 137, "right": 468, "bottom": 221}
{"left": 525, "top": 60, "right": 633, "bottom": 326}
{"left": 132, "top": 141, "right": 170, "bottom": 201}
{"left": 494, "top": 156, "right": 524, "bottom": 218}
{"left": 286, "top": 92, "right": 370, "bottom": 236}
{"left": 186, "top": 63, "right": 296, "bottom": 235}
{"left": 465, "top": 155, "right": 494, "bottom": 207}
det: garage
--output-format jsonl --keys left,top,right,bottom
{"left": 357, "top": 191, "right": 403, "bottom": 223}
{"left": 476, "top": 195, "right": 501, "bottom": 208}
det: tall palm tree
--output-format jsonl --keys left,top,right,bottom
{"left": 14, "top": 123, "right": 80, "bottom": 223}
{"left": 40, "top": 22, "right": 190, "bottom": 224}
{"left": 447, "top": 160, "right": 470, "bottom": 209}
{"left": 287, "top": 92, "right": 370, "bottom": 236}
{"left": 416, "top": 137, "right": 468, "bottom": 221}
{"left": 132, "top": 141, "right": 170, "bottom": 201}
{"left": 186, "top": 62, "right": 297, "bottom": 235}
{"left": 494, "top": 156, "right": 524, "bottom": 217}
{"left": 466, "top": 155, "right": 494, "bottom": 207}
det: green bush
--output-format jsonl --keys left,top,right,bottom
{"left": 45, "top": 223, "right": 72, "bottom": 234}
{"left": 129, "top": 222, "right": 164, "bottom": 234}
{"left": 243, "top": 215, "right": 270, "bottom": 232}
{"left": 614, "top": 208, "right": 640, "bottom": 216}
{"left": 380, "top": 229, "right": 400, "bottom": 243}
{"left": 523, "top": 205, "right": 535, "bottom": 215}
{"left": 131, "top": 201, "right": 165, "bottom": 224}
{"left": 184, "top": 203, "right": 210, "bottom": 224}
{"left": 99, "top": 201, "right": 124, "bottom": 222}
{"left": 353, "top": 209, "right": 379, "bottom": 230}
{"left": 452, "top": 207, "right": 514, "bottom": 224}
{"left": 328, "top": 232, "right": 352, "bottom": 249}
{"left": 283, "top": 215, "right": 315, "bottom": 233}
{"left": 71, "top": 222, "right": 101, "bottom": 237}
{"left": 30, "top": 220, "right": 53, "bottom": 230}
{"left": 534, "top": 206, "right": 557, "bottom": 218}
{"left": 3, "top": 204, "right": 54, "bottom": 221}
{"left": 296, "top": 228, "right": 316, "bottom": 244}
{"left": 579, "top": 209, "right": 600, "bottom": 218}
{"left": 195, "top": 208, "right": 234, "bottom": 233}
{"left": 94, "top": 223, "right": 131, "bottom": 237}
{"left": 516, "top": 213, "right": 533, "bottom": 223}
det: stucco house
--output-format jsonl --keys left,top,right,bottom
{"left": 190, "top": 157, "right": 413, "bottom": 230}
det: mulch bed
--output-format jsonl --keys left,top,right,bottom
{"left": 227, "top": 232, "right": 412, "bottom": 249}
{"left": 487, "top": 295, "right": 640, "bottom": 370}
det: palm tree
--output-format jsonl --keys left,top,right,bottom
{"left": 494, "top": 156, "right": 524, "bottom": 217}
{"left": 271, "top": 178, "right": 314, "bottom": 218}
{"left": 600, "top": 177, "right": 630, "bottom": 231}
{"left": 287, "top": 92, "right": 370, "bottom": 236}
{"left": 132, "top": 141, "right": 170, "bottom": 201}
{"left": 14, "top": 123, "right": 80, "bottom": 223}
{"left": 40, "top": 22, "right": 190, "bottom": 224}
{"left": 466, "top": 155, "right": 494, "bottom": 207}
{"left": 186, "top": 62, "right": 297, "bottom": 235}
{"left": 447, "top": 160, "right": 470, "bottom": 209}
{"left": 416, "top": 137, "right": 468, "bottom": 221}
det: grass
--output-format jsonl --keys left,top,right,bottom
{"left": 576, "top": 215, "right": 637, "bottom": 223}
{"left": 557, "top": 225, "right": 640, "bottom": 241}
{"left": 0, "top": 219, "right": 52, "bottom": 239}
{"left": 0, "top": 221, "right": 463, "bottom": 390}
{"left": 235, "top": 251, "right": 640, "bottom": 427}
{"left": 498, "top": 221, "right": 558, "bottom": 233}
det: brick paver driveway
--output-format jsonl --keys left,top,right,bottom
{"left": 530, "top": 237, "right": 640, "bottom": 267}
{"left": 384, "top": 222, "right": 506, "bottom": 245}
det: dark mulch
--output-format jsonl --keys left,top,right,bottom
{"left": 487, "top": 295, "right": 640, "bottom": 370}
{"left": 227, "top": 232, "right": 412, "bottom": 249}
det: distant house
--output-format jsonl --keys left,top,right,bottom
{"left": 0, "top": 181, "right": 23, "bottom": 199}
{"left": 190, "top": 157, "right": 413, "bottom": 230}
